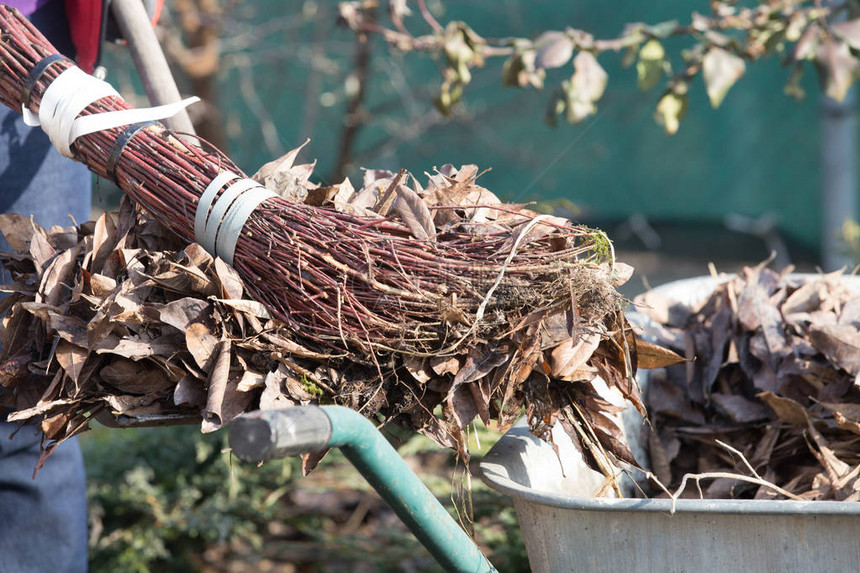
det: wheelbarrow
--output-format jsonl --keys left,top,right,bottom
{"left": 478, "top": 274, "right": 860, "bottom": 573}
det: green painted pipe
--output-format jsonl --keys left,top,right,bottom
{"left": 229, "top": 405, "right": 496, "bottom": 573}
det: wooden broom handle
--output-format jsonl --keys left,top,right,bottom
{"left": 110, "top": 0, "right": 196, "bottom": 134}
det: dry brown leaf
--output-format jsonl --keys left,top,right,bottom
{"left": 95, "top": 333, "right": 184, "bottom": 360}
{"left": 186, "top": 322, "right": 219, "bottom": 370}
{"left": 201, "top": 340, "right": 234, "bottom": 431}
{"left": 758, "top": 391, "right": 809, "bottom": 426}
{"left": 782, "top": 279, "right": 827, "bottom": 315}
{"left": 54, "top": 340, "right": 88, "bottom": 388}
{"left": 393, "top": 184, "right": 436, "bottom": 241}
{"left": 215, "top": 298, "right": 272, "bottom": 319}
{"left": 259, "top": 365, "right": 293, "bottom": 410}
{"left": 174, "top": 374, "right": 207, "bottom": 407}
{"left": 29, "top": 230, "right": 55, "bottom": 272}
{"left": 38, "top": 245, "right": 81, "bottom": 307}
{"left": 549, "top": 332, "right": 601, "bottom": 380}
{"left": 711, "top": 393, "right": 771, "bottom": 423}
{"left": 88, "top": 273, "right": 117, "bottom": 297}
{"left": 403, "top": 355, "right": 431, "bottom": 384}
{"left": 647, "top": 374, "right": 705, "bottom": 424}
{"left": 838, "top": 297, "right": 860, "bottom": 327}
{"left": 0, "top": 213, "right": 37, "bottom": 251}
{"left": 429, "top": 355, "right": 460, "bottom": 377}
{"left": 808, "top": 324, "right": 860, "bottom": 375}
{"left": 90, "top": 211, "right": 117, "bottom": 273}
{"left": 46, "top": 312, "right": 89, "bottom": 347}
{"left": 634, "top": 337, "right": 686, "bottom": 369}
{"left": 446, "top": 384, "right": 479, "bottom": 429}
{"left": 451, "top": 345, "right": 508, "bottom": 387}
{"left": 213, "top": 258, "right": 244, "bottom": 300}
{"left": 160, "top": 298, "right": 210, "bottom": 332}
{"left": 236, "top": 369, "right": 266, "bottom": 392}
{"left": 100, "top": 358, "right": 175, "bottom": 394}
{"left": 104, "top": 393, "right": 160, "bottom": 414}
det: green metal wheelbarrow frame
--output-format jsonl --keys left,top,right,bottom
{"left": 228, "top": 406, "right": 497, "bottom": 573}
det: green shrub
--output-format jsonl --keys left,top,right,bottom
{"left": 81, "top": 423, "right": 527, "bottom": 572}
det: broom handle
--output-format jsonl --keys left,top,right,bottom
{"left": 110, "top": 0, "right": 196, "bottom": 134}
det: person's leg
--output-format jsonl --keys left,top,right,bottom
{"left": 0, "top": 425, "right": 88, "bottom": 573}
{"left": 0, "top": 108, "right": 91, "bottom": 230}
{"left": 0, "top": 79, "right": 92, "bottom": 573}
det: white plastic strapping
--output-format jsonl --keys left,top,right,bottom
{"left": 195, "top": 172, "right": 277, "bottom": 265}
{"left": 22, "top": 66, "right": 199, "bottom": 158}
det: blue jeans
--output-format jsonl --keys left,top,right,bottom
{"left": 0, "top": 99, "right": 91, "bottom": 571}
{"left": 0, "top": 426, "right": 88, "bottom": 573}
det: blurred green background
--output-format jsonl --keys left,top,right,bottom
{"left": 96, "top": 0, "right": 825, "bottom": 256}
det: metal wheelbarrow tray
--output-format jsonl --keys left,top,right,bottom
{"left": 480, "top": 274, "right": 860, "bottom": 573}
{"left": 480, "top": 418, "right": 860, "bottom": 572}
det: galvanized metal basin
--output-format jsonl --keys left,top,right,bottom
{"left": 481, "top": 418, "right": 860, "bottom": 572}
{"left": 480, "top": 273, "right": 860, "bottom": 572}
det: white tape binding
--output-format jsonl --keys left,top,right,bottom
{"left": 195, "top": 172, "right": 277, "bottom": 265}
{"left": 22, "top": 65, "right": 199, "bottom": 158}
{"left": 195, "top": 170, "right": 241, "bottom": 245}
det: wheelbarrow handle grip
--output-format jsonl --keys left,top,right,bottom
{"left": 229, "top": 406, "right": 332, "bottom": 460}
{"left": 230, "top": 406, "right": 497, "bottom": 573}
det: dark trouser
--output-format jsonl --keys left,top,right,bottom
{"left": 0, "top": 19, "right": 92, "bottom": 566}
{"left": 0, "top": 426, "right": 88, "bottom": 573}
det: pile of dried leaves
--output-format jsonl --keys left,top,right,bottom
{"left": 0, "top": 147, "right": 666, "bottom": 479}
{"left": 637, "top": 263, "right": 860, "bottom": 501}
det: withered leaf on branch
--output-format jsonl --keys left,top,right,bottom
{"left": 815, "top": 39, "right": 860, "bottom": 103}
{"left": 701, "top": 47, "right": 745, "bottom": 108}
{"left": 533, "top": 31, "right": 574, "bottom": 70}
{"left": 831, "top": 19, "right": 860, "bottom": 51}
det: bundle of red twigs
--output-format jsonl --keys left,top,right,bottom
{"left": 1, "top": 6, "right": 593, "bottom": 356}
{"left": 0, "top": 6, "right": 673, "bottom": 481}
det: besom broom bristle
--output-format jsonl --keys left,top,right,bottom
{"left": 0, "top": 6, "right": 664, "bottom": 485}
{"left": 0, "top": 7, "right": 600, "bottom": 356}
